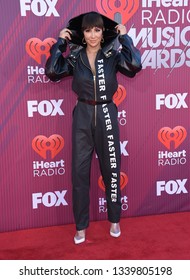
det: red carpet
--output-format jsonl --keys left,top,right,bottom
{"left": 0, "top": 212, "right": 189, "bottom": 260}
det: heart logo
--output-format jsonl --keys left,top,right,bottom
{"left": 113, "top": 84, "right": 126, "bottom": 106}
{"left": 158, "top": 126, "right": 187, "bottom": 150}
{"left": 96, "top": 0, "right": 139, "bottom": 24}
{"left": 98, "top": 172, "right": 128, "bottom": 192}
{"left": 26, "top": 38, "right": 56, "bottom": 64}
{"left": 32, "top": 134, "right": 64, "bottom": 159}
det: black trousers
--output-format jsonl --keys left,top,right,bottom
{"left": 72, "top": 101, "right": 121, "bottom": 230}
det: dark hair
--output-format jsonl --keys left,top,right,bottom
{"left": 81, "top": 12, "right": 104, "bottom": 31}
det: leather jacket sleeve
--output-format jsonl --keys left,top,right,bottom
{"left": 45, "top": 34, "right": 142, "bottom": 81}
{"left": 117, "top": 34, "right": 142, "bottom": 77}
{"left": 45, "top": 38, "right": 73, "bottom": 82}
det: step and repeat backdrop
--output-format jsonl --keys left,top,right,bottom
{"left": 1, "top": 0, "right": 190, "bottom": 232}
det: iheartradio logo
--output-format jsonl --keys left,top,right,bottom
{"left": 96, "top": 0, "right": 139, "bottom": 23}
{"left": 26, "top": 38, "right": 56, "bottom": 64}
{"left": 158, "top": 126, "right": 187, "bottom": 150}
{"left": 98, "top": 172, "right": 128, "bottom": 191}
{"left": 113, "top": 84, "right": 126, "bottom": 106}
{"left": 32, "top": 134, "right": 64, "bottom": 159}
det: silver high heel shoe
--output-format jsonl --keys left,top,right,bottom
{"left": 110, "top": 223, "right": 121, "bottom": 238}
{"left": 74, "top": 229, "right": 86, "bottom": 244}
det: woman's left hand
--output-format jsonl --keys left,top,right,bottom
{"left": 115, "top": 24, "right": 127, "bottom": 35}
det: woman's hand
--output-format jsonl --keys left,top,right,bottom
{"left": 59, "top": 28, "right": 72, "bottom": 40}
{"left": 115, "top": 24, "right": 127, "bottom": 35}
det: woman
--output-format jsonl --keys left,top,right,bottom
{"left": 45, "top": 11, "right": 142, "bottom": 244}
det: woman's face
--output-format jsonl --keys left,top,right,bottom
{"left": 83, "top": 27, "right": 103, "bottom": 48}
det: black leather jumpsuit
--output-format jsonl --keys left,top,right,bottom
{"left": 45, "top": 13, "right": 142, "bottom": 230}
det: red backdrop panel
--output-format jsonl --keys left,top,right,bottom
{"left": 0, "top": 0, "right": 189, "bottom": 232}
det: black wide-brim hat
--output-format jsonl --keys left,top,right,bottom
{"left": 67, "top": 11, "right": 118, "bottom": 47}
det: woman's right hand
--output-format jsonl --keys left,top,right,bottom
{"left": 59, "top": 28, "right": 72, "bottom": 40}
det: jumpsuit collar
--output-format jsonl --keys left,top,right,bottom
{"left": 80, "top": 47, "right": 111, "bottom": 72}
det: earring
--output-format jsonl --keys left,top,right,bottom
{"left": 101, "top": 37, "right": 104, "bottom": 43}
{"left": 82, "top": 38, "right": 86, "bottom": 44}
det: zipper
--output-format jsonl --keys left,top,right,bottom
{"left": 80, "top": 52, "right": 97, "bottom": 126}
{"left": 93, "top": 75, "right": 97, "bottom": 126}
